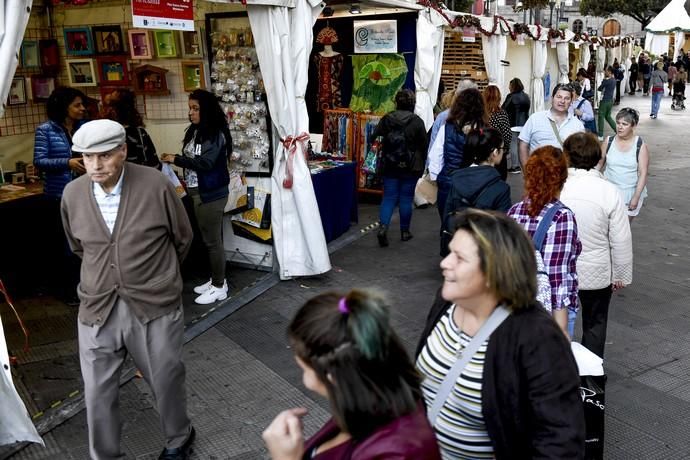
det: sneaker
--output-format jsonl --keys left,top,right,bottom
{"left": 509, "top": 168, "right": 522, "bottom": 174}
{"left": 193, "top": 279, "right": 213, "bottom": 294}
{"left": 194, "top": 282, "right": 228, "bottom": 304}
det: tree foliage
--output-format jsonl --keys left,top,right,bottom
{"left": 579, "top": 0, "right": 667, "bottom": 29}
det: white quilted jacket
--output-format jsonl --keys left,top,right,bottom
{"left": 561, "top": 168, "right": 633, "bottom": 290}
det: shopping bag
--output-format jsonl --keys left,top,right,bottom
{"left": 225, "top": 175, "right": 255, "bottom": 215}
{"left": 231, "top": 188, "right": 269, "bottom": 228}
{"left": 572, "top": 342, "right": 605, "bottom": 460}
{"left": 362, "top": 137, "right": 381, "bottom": 175}
{"left": 414, "top": 172, "right": 437, "bottom": 207}
{"left": 161, "top": 163, "right": 186, "bottom": 198}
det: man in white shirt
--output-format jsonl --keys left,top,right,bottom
{"left": 518, "top": 83, "right": 585, "bottom": 167}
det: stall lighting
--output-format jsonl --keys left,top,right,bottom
{"left": 349, "top": 3, "right": 361, "bottom": 14}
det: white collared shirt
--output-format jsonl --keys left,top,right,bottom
{"left": 518, "top": 109, "right": 585, "bottom": 152}
{"left": 92, "top": 170, "right": 124, "bottom": 234}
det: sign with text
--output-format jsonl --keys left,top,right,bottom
{"left": 353, "top": 20, "right": 397, "bottom": 54}
{"left": 132, "top": 0, "right": 194, "bottom": 31}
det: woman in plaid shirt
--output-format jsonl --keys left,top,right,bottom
{"left": 508, "top": 146, "right": 582, "bottom": 338}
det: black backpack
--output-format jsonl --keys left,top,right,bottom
{"left": 440, "top": 176, "right": 500, "bottom": 257}
{"left": 382, "top": 118, "right": 414, "bottom": 171}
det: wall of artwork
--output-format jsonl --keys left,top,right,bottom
{"left": 0, "top": 0, "right": 244, "bottom": 170}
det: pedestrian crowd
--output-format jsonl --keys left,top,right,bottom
{"left": 27, "top": 46, "right": 668, "bottom": 458}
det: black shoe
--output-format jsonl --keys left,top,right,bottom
{"left": 159, "top": 427, "right": 195, "bottom": 460}
{"left": 401, "top": 230, "right": 413, "bottom": 242}
{"left": 377, "top": 225, "right": 389, "bottom": 247}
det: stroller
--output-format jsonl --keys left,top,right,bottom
{"left": 672, "top": 80, "right": 686, "bottom": 111}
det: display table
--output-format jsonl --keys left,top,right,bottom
{"left": 310, "top": 161, "right": 358, "bottom": 243}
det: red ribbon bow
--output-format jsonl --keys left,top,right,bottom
{"left": 281, "top": 132, "right": 310, "bottom": 189}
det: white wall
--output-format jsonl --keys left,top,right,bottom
{"left": 505, "top": 38, "right": 532, "bottom": 100}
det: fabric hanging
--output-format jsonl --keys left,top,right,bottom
{"left": 0, "top": 0, "right": 32, "bottom": 118}
{"left": 531, "top": 39, "right": 548, "bottom": 113}
{"left": 674, "top": 31, "right": 686, "bottom": 61}
{"left": 482, "top": 33, "right": 508, "bottom": 93}
{"left": 414, "top": 9, "right": 445, "bottom": 130}
{"left": 556, "top": 42, "right": 570, "bottom": 84}
{"left": 350, "top": 54, "right": 408, "bottom": 115}
{"left": 313, "top": 53, "right": 344, "bottom": 112}
{"left": 594, "top": 47, "right": 606, "bottom": 108}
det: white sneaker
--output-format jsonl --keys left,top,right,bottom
{"left": 194, "top": 283, "right": 228, "bottom": 305}
{"left": 193, "top": 279, "right": 213, "bottom": 294}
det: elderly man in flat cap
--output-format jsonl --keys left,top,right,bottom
{"left": 60, "top": 119, "right": 195, "bottom": 460}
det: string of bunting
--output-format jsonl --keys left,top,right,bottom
{"left": 417, "top": 0, "right": 633, "bottom": 49}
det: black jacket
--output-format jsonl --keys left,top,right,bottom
{"left": 373, "top": 110, "right": 428, "bottom": 178}
{"left": 443, "top": 165, "right": 511, "bottom": 218}
{"left": 416, "top": 291, "right": 585, "bottom": 460}
{"left": 174, "top": 131, "right": 230, "bottom": 203}
{"left": 502, "top": 90, "right": 531, "bottom": 127}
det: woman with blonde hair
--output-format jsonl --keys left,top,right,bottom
{"left": 508, "top": 146, "right": 582, "bottom": 337}
{"left": 417, "top": 209, "right": 584, "bottom": 459}
{"left": 483, "top": 85, "right": 511, "bottom": 180}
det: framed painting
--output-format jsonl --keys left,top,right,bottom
{"left": 180, "top": 30, "right": 202, "bottom": 58}
{"left": 30, "top": 75, "right": 56, "bottom": 102}
{"left": 128, "top": 29, "right": 153, "bottom": 59}
{"left": 66, "top": 58, "right": 97, "bottom": 87}
{"left": 64, "top": 27, "right": 94, "bottom": 56}
{"left": 181, "top": 60, "right": 205, "bottom": 91}
{"left": 39, "top": 39, "right": 60, "bottom": 74}
{"left": 8, "top": 77, "right": 27, "bottom": 106}
{"left": 92, "top": 25, "right": 125, "bottom": 55}
{"left": 21, "top": 40, "right": 40, "bottom": 68}
{"left": 96, "top": 56, "right": 129, "bottom": 86}
{"left": 153, "top": 30, "right": 178, "bottom": 58}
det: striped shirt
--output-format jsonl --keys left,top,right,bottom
{"left": 92, "top": 171, "right": 124, "bottom": 234}
{"left": 416, "top": 304, "right": 494, "bottom": 459}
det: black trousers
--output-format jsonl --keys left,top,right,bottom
{"left": 615, "top": 81, "right": 621, "bottom": 103}
{"left": 629, "top": 73, "right": 638, "bottom": 93}
{"left": 579, "top": 286, "right": 613, "bottom": 358}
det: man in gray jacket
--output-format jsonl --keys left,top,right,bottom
{"left": 61, "top": 119, "right": 195, "bottom": 460}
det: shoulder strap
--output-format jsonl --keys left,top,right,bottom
{"left": 548, "top": 119, "right": 564, "bottom": 147}
{"left": 427, "top": 305, "right": 511, "bottom": 426}
{"left": 635, "top": 136, "right": 643, "bottom": 163}
{"left": 606, "top": 135, "right": 615, "bottom": 154}
{"left": 532, "top": 202, "right": 563, "bottom": 251}
{"left": 576, "top": 99, "right": 586, "bottom": 110}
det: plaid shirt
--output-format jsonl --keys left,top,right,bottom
{"left": 508, "top": 200, "right": 582, "bottom": 312}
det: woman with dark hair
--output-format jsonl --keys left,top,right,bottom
{"left": 416, "top": 209, "right": 585, "bottom": 459}
{"left": 34, "top": 87, "right": 88, "bottom": 198}
{"left": 263, "top": 289, "right": 441, "bottom": 459}
{"left": 436, "top": 88, "right": 486, "bottom": 226}
{"left": 161, "top": 89, "right": 231, "bottom": 305}
{"left": 440, "top": 128, "right": 511, "bottom": 256}
{"left": 372, "top": 89, "right": 428, "bottom": 246}
{"left": 561, "top": 132, "right": 632, "bottom": 358}
{"left": 508, "top": 146, "right": 582, "bottom": 337}
{"left": 483, "top": 85, "right": 511, "bottom": 180}
{"left": 501, "top": 77, "right": 530, "bottom": 128}
{"left": 101, "top": 88, "right": 160, "bottom": 168}
{"left": 576, "top": 68, "right": 593, "bottom": 101}
{"left": 33, "top": 86, "right": 87, "bottom": 305}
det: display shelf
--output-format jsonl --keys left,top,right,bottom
{"left": 132, "top": 64, "right": 170, "bottom": 96}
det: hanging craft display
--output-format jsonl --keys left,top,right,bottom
{"left": 350, "top": 54, "right": 407, "bottom": 115}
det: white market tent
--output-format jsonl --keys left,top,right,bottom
{"left": 0, "top": 0, "right": 32, "bottom": 119}
{"left": 644, "top": 0, "right": 690, "bottom": 59}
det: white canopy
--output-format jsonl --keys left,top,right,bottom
{"left": 0, "top": 0, "right": 32, "bottom": 118}
{"left": 645, "top": 0, "right": 690, "bottom": 33}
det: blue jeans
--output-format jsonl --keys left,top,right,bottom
{"left": 567, "top": 308, "right": 578, "bottom": 339}
{"left": 379, "top": 176, "right": 417, "bottom": 230}
{"left": 651, "top": 91, "right": 663, "bottom": 116}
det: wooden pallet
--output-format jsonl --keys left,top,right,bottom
{"left": 441, "top": 28, "right": 489, "bottom": 92}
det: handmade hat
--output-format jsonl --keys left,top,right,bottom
{"left": 316, "top": 27, "right": 339, "bottom": 45}
{"left": 72, "top": 119, "right": 126, "bottom": 153}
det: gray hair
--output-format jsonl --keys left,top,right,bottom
{"left": 455, "top": 79, "right": 478, "bottom": 95}
{"left": 615, "top": 107, "right": 639, "bottom": 126}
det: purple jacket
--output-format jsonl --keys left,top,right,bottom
{"left": 302, "top": 405, "right": 441, "bottom": 459}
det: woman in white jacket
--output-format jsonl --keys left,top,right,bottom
{"left": 561, "top": 132, "right": 633, "bottom": 358}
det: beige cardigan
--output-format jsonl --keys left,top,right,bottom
{"left": 61, "top": 162, "right": 193, "bottom": 326}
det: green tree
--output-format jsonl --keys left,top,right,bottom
{"left": 579, "top": 0, "right": 667, "bottom": 30}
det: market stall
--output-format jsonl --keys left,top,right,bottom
{"left": 644, "top": 0, "right": 690, "bottom": 60}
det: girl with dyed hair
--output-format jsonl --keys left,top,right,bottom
{"left": 262, "top": 289, "right": 441, "bottom": 459}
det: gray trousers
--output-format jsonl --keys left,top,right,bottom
{"left": 78, "top": 298, "right": 191, "bottom": 460}
{"left": 189, "top": 188, "right": 227, "bottom": 287}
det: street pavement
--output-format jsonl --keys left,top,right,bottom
{"left": 4, "top": 90, "right": 690, "bottom": 459}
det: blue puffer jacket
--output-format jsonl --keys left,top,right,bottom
{"left": 34, "top": 121, "right": 80, "bottom": 198}
{"left": 439, "top": 122, "right": 472, "bottom": 181}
